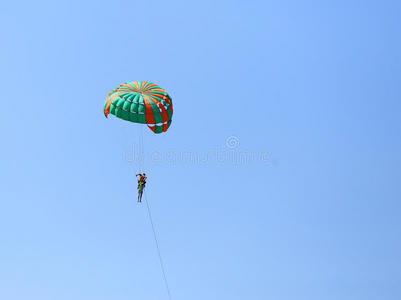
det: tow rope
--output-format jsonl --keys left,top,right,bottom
{"left": 137, "top": 126, "right": 172, "bottom": 300}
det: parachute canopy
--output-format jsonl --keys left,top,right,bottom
{"left": 104, "top": 81, "right": 173, "bottom": 134}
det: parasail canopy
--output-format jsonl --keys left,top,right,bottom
{"left": 104, "top": 81, "right": 173, "bottom": 134}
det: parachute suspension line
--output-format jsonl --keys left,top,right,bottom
{"left": 137, "top": 125, "right": 145, "bottom": 173}
{"left": 144, "top": 189, "right": 173, "bottom": 300}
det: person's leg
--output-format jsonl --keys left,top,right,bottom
{"left": 138, "top": 189, "right": 143, "bottom": 202}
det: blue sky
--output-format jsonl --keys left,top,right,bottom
{"left": 1, "top": 1, "right": 400, "bottom": 299}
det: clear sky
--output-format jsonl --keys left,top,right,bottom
{"left": 1, "top": 1, "right": 400, "bottom": 299}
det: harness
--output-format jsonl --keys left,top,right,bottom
{"left": 138, "top": 178, "right": 146, "bottom": 191}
